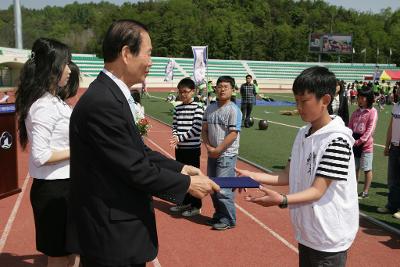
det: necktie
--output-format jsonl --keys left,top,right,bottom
{"left": 127, "top": 96, "right": 138, "bottom": 121}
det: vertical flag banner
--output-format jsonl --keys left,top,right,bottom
{"left": 192, "top": 46, "right": 208, "bottom": 85}
{"left": 353, "top": 48, "right": 355, "bottom": 54}
{"left": 377, "top": 48, "right": 380, "bottom": 56}
{"left": 164, "top": 58, "right": 176, "bottom": 82}
{"left": 390, "top": 48, "right": 392, "bottom": 56}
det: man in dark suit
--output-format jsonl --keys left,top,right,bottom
{"left": 67, "top": 19, "right": 220, "bottom": 267}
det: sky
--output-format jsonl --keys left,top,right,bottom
{"left": 0, "top": 0, "right": 400, "bottom": 12}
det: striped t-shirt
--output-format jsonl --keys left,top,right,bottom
{"left": 316, "top": 137, "right": 352, "bottom": 181}
{"left": 172, "top": 101, "right": 204, "bottom": 149}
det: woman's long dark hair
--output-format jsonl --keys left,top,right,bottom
{"left": 15, "top": 38, "right": 71, "bottom": 149}
{"left": 58, "top": 61, "right": 80, "bottom": 101}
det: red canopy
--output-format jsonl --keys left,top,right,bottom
{"left": 384, "top": 70, "right": 400, "bottom": 80}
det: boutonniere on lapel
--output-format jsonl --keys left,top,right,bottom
{"left": 135, "top": 116, "right": 151, "bottom": 136}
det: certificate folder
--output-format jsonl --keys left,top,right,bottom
{"left": 211, "top": 177, "right": 260, "bottom": 188}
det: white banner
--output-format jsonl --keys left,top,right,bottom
{"left": 192, "top": 46, "right": 208, "bottom": 85}
{"left": 164, "top": 58, "right": 175, "bottom": 82}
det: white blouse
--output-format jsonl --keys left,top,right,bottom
{"left": 26, "top": 92, "right": 71, "bottom": 180}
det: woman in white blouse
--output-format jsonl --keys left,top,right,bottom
{"left": 15, "top": 38, "right": 79, "bottom": 267}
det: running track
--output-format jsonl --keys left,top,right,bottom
{"left": 1, "top": 96, "right": 399, "bottom": 266}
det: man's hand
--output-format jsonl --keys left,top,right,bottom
{"left": 181, "top": 165, "right": 203, "bottom": 176}
{"left": 188, "top": 175, "right": 220, "bottom": 199}
{"left": 245, "top": 185, "right": 283, "bottom": 207}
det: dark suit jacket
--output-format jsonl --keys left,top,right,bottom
{"left": 67, "top": 72, "right": 190, "bottom": 265}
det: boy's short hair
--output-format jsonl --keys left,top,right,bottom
{"left": 246, "top": 74, "right": 252, "bottom": 79}
{"left": 217, "top": 76, "right": 235, "bottom": 88}
{"left": 292, "top": 66, "right": 336, "bottom": 100}
{"left": 358, "top": 85, "right": 375, "bottom": 108}
{"left": 177, "top": 77, "right": 195, "bottom": 90}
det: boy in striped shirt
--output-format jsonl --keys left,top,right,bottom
{"left": 169, "top": 78, "right": 204, "bottom": 216}
{"left": 237, "top": 67, "right": 358, "bottom": 267}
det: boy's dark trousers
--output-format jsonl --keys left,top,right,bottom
{"left": 175, "top": 147, "right": 202, "bottom": 209}
{"left": 299, "top": 243, "right": 347, "bottom": 267}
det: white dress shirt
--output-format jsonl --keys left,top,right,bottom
{"left": 102, "top": 68, "right": 132, "bottom": 101}
{"left": 102, "top": 68, "right": 141, "bottom": 121}
{"left": 26, "top": 92, "right": 71, "bottom": 180}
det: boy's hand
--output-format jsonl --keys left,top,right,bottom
{"left": 169, "top": 135, "right": 179, "bottom": 148}
{"left": 234, "top": 167, "right": 254, "bottom": 193}
{"left": 384, "top": 146, "right": 390, "bottom": 156}
{"left": 206, "top": 144, "right": 221, "bottom": 158}
{"left": 235, "top": 168, "right": 257, "bottom": 180}
{"left": 208, "top": 147, "right": 221, "bottom": 158}
{"left": 245, "top": 185, "right": 283, "bottom": 207}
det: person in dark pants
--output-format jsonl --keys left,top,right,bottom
{"left": 240, "top": 74, "right": 256, "bottom": 127}
{"left": 67, "top": 19, "right": 219, "bottom": 267}
{"left": 169, "top": 78, "right": 204, "bottom": 217}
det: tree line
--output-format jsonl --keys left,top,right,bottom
{"left": 0, "top": 0, "right": 399, "bottom": 65}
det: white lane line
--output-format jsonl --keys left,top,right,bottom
{"left": 146, "top": 137, "right": 298, "bottom": 255}
{"left": 0, "top": 173, "right": 30, "bottom": 253}
{"left": 267, "top": 94, "right": 294, "bottom": 99}
{"left": 235, "top": 205, "right": 298, "bottom": 253}
{"left": 254, "top": 117, "right": 385, "bottom": 148}
{"left": 145, "top": 138, "right": 174, "bottom": 159}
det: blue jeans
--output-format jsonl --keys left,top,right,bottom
{"left": 207, "top": 155, "right": 237, "bottom": 226}
{"left": 387, "top": 146, "right": 400, "bottom": 212}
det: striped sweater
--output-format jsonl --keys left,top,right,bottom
{"left": 172, "top": 101, "right": 204, "bottom": 149}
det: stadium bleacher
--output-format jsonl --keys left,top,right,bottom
{"left": 1, "top": 46, "right": 399, "bottom": 90}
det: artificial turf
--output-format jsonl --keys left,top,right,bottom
{"left": 142, "top": 92, "right": 399, "bottom": 229}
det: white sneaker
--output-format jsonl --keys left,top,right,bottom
{"left": 377, "top": 207, "right": 390, "bottom": 213}
{"left": 182, "top": 207, "right": 201, "bottom": 217}
{"left": 393, "top": 211, "right": 400, "bottom": 219}
{"left": 169, "top": 204, "right": 191, "bottom": 212}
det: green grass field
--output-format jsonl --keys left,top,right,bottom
{"left": 142, "top": 92, "right": 399, "bottom": 229}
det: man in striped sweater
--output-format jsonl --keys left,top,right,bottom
{"left": 169, "top": 78, "right": 205, "bottom": 216}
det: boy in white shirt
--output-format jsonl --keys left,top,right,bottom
{"left": 237, "top": 66, "right": 359, "bottom": 266}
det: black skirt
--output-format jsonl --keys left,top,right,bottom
{"left": 30, "top": 178, "right": 71, "bottom": 257}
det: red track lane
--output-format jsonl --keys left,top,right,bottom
{"left": 0, "top": 114, "right": 399, "bottom": 266}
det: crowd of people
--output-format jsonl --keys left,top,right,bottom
{"left": 8, "top": 18, "right": 400, "bottom": 267}
{"left": 347, "top": 80, "right": 399, "bottom": 109}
